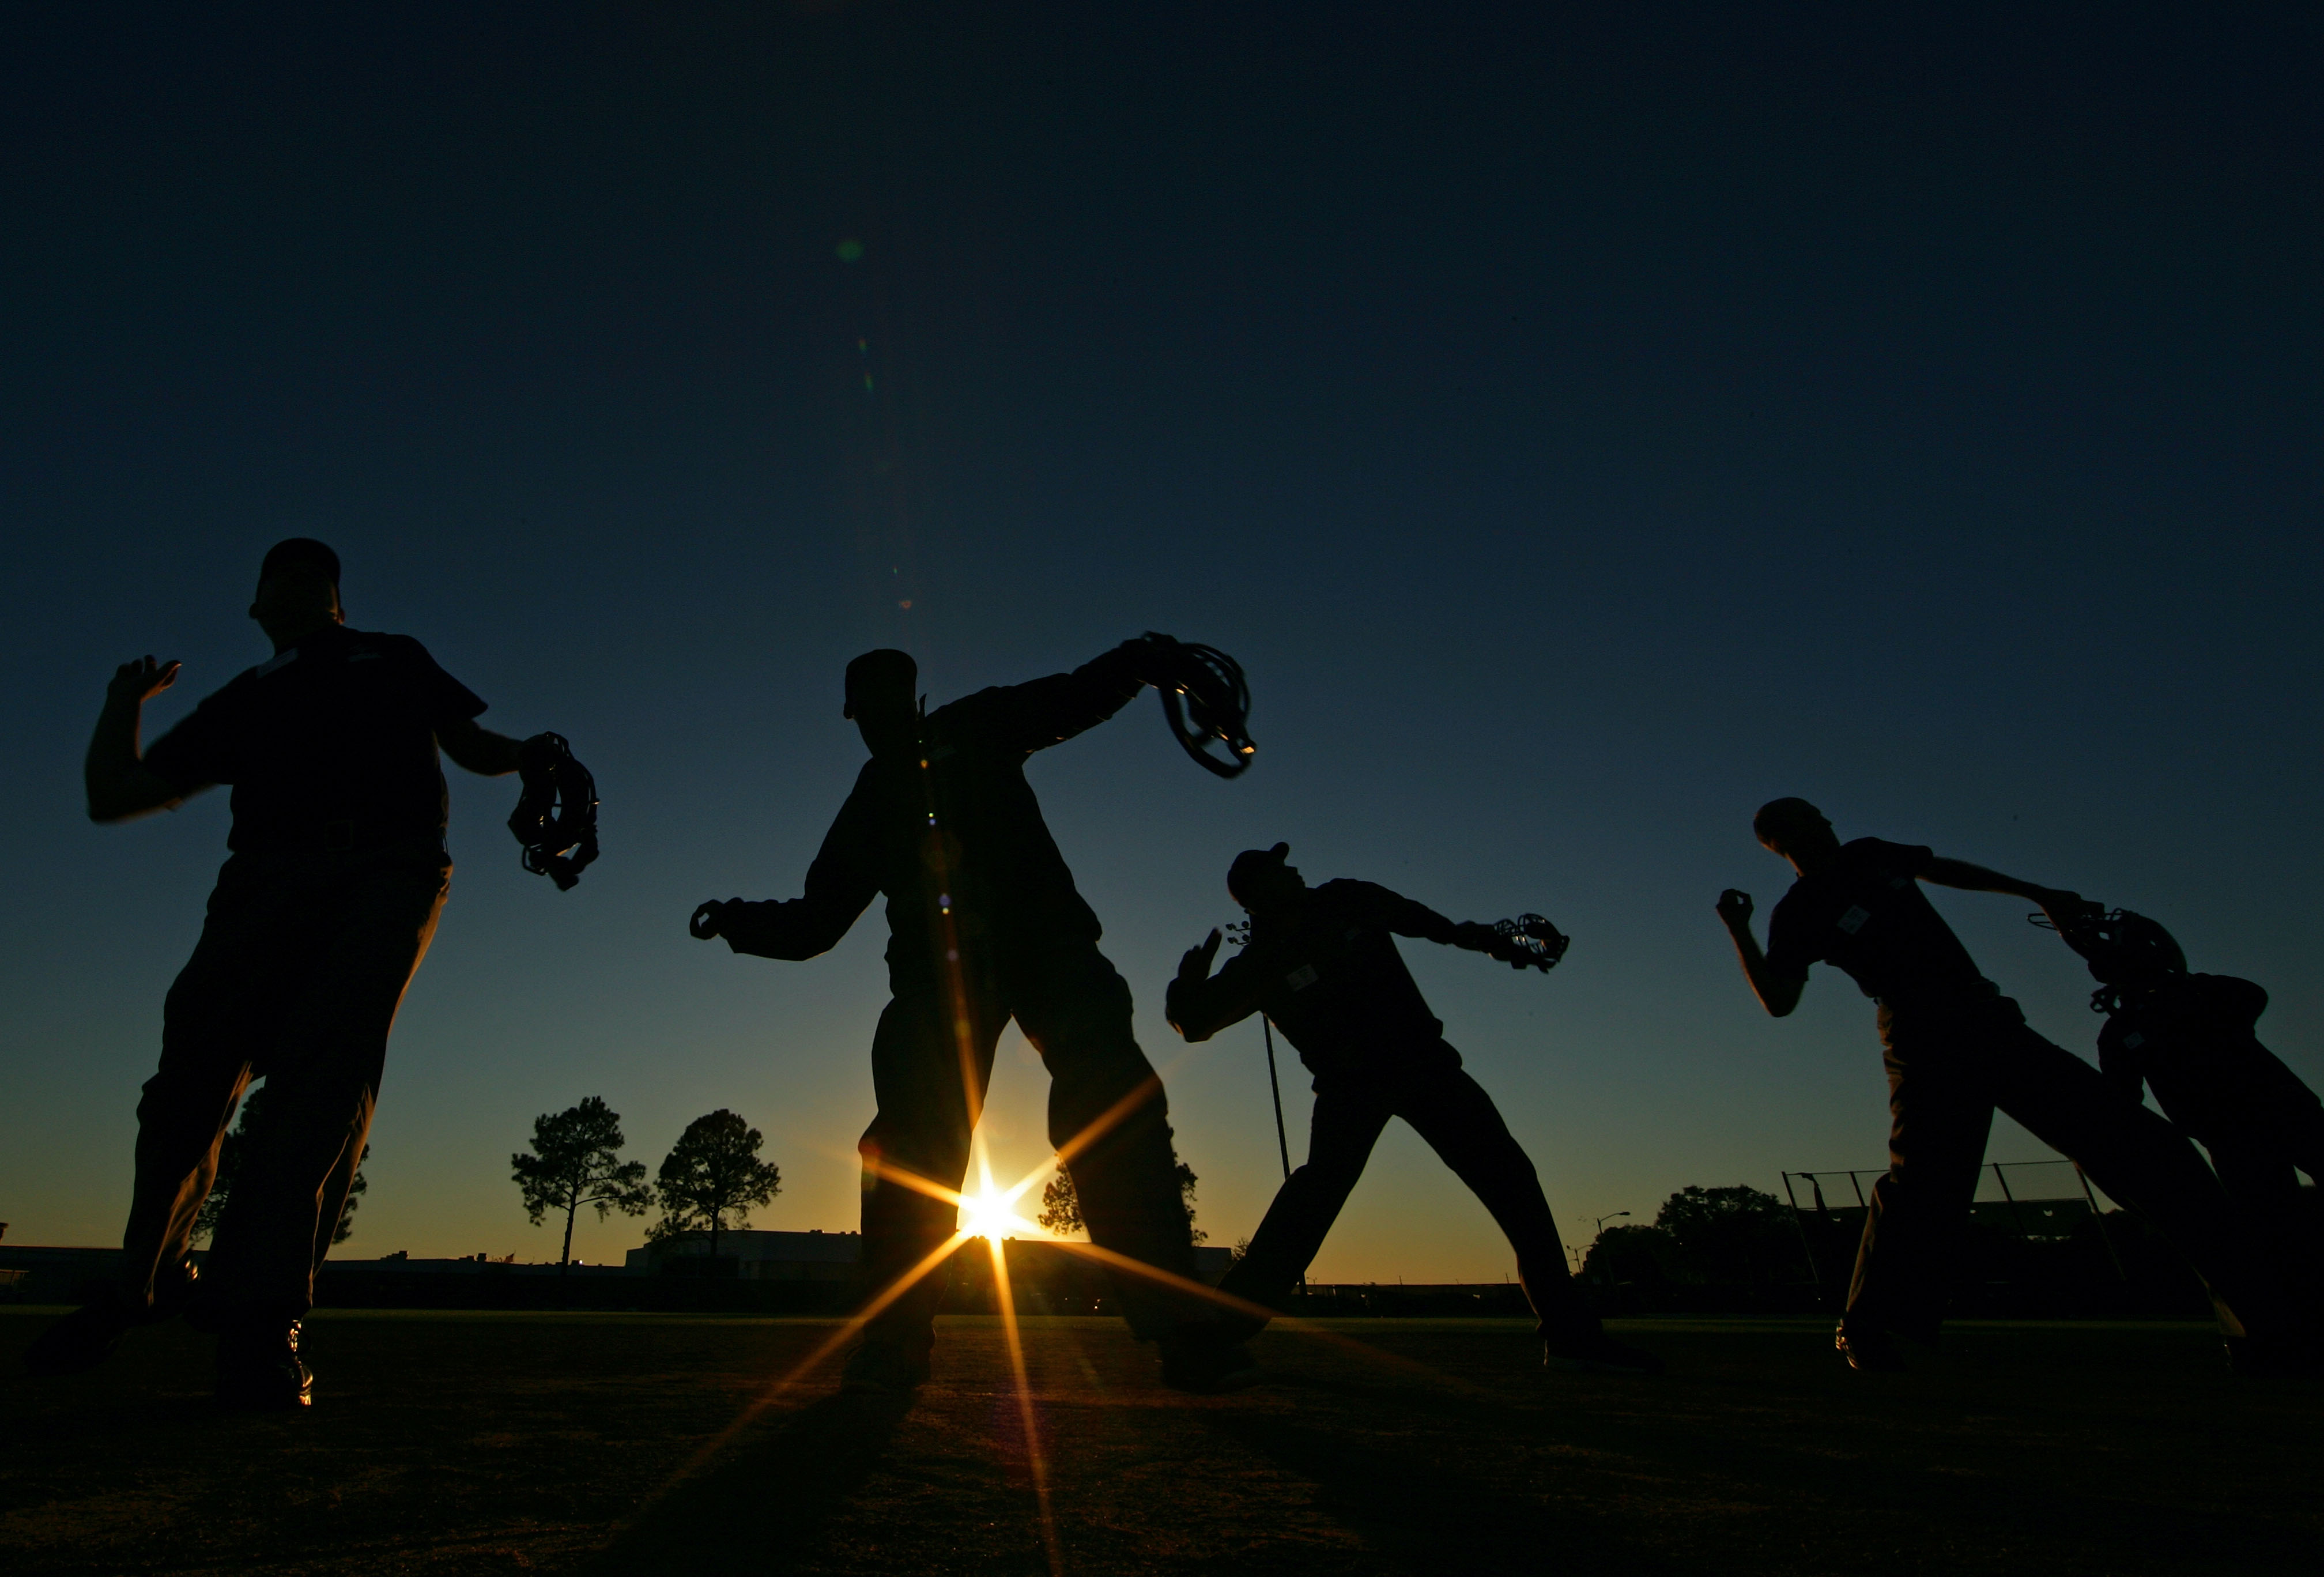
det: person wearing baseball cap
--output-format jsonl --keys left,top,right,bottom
{"left": 1718, "top": 797, "right": 2312, "bottom": 1375}
{"left": 27, "top": 540, "right": 575, "bottom": 1408}
{"left": 1168, "top": 842, "right": 1662, "bottom": 1376}
{"left": 692, "top": 636, "right": 1255, "bottom": 1394}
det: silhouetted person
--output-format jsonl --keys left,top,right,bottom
{"left": 1718, "top": 797, "right": 2310, "bottom": 1374}
{"left": 1165, "top": 844, "right": 1662, "bottom": 1374}
{"left": 691, "top": 642, "right": 1248, "bottom": 1392}
{"left": 2057, "top": 908, "right": 2324, "bottom": 1305}
{"left": 25, "top": 540, "right": 568, "bottom": 1408}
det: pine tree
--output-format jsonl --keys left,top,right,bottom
{"left": 650, "top": 1110, "right": 782, "bottom": 1259}
{"left": 511, "top": 1096, "right": 655, "bottom": 1272}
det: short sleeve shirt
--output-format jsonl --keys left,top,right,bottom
{"left": 1763, "top": 838, "right": 1996, "bottom": 1016}
{"left": 142, "top": 625, "right": 487, "bottom": 855}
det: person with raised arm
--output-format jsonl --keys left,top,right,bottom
{"left": 691, "top": 640, "right": 1255, "bottom": 1393}
{"left": 1167, "top": 842, "right": 1662, "bottom": 1375}
{"left": 27, "top": 540, "right": 584, "bottom": 1408}
{"left": 1717, "top": 797, "right": 2310, "bottom": 1375}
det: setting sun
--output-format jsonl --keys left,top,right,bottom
{"left": 960, "top": 1186, "right": 1031, "bottom": 1242}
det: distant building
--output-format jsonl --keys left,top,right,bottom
{"left": 625, "top": 1230, "right": 1234, "bottom": 1289}
{"left": 629, "top": 1229, "right": 863, "bottom": 1281}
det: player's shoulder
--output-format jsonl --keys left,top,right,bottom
{"left": 1314, "top": 877, "right": 1405, "bottom": 913}
{"left": 1843, "top": 836, "right": 1930, "bottom": 867}
{"left": 2183, "top": 972, "right": 2268, "bottom": 1017}
{"left": 926, "top": 685, "right": 1008, "bottom": 736}
{"left": 342, "top": 628, "right": 433, "bottom": 663}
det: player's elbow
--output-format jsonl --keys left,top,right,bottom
{"left": 86, "top": 778, "right": 165, "bottom": 823}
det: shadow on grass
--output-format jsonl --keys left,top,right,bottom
{"left": 1199, "top": 1395, "right": 1679, "bottom": 1577}
{"left": 589, "top": 1388, "right": 912, "bottom": 1574}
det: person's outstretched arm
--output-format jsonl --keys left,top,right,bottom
{"left": 1332, "top": 880, "right": 1544, "bottom": 969}
{"left": 436, "top": 716, "right": 525, "bottom": 776}
{"left": 1165, "top": 929, "right": 1267, "bottom": 1042}
{"left": 1715, "top": 889, "right": 1806, "bottom": 1017}
{"left": 1919, "top": 857, "right": 2085, "bottom": 928}
{"left": 968, "top": 637, "right": 1181, "bottom": 756}
{"left": 85, "top": 657, "right": 194, "bottom": 822}
{"left": 690, "top": 779, "right": 881, "bottom": 960}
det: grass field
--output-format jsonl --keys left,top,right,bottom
{"left": 2, "top": 1308, "right": 2318, "bottom": 1575}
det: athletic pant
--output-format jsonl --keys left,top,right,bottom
{"left": 1846, "top": 997, "right": 2293, "bottom": 1341}
{"left": 856, "top": 945, "right": 1201, "bottom": 1357}
{"left": 119, "top": 844, "right": 450, "bottom": 1323}
{"left": 1218, "top": 1051, "right": 1596, "bottom": 1343}
{"left": 2195, "top": 1104, "right": 2324, "bottom": 1309}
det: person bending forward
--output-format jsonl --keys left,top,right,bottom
{"left": 1165, "top": 842, "right": 1661, "bottom": 1375}
{"left": 1717, "top": 797, "right": 2308, "bottom": 1375}
{"left": 2072, "top": 911, "right": 2324, "bottom": 1308}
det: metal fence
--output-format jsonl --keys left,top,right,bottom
{"left": 1779, "top": 1159, "right": 2132, "bottom": 1291}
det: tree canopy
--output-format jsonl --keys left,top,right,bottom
{"left": 1580, "top": 1184, "right": 1802, "bottom": 1286}
{"left": 1653, "top": 1184, "right": 1800, "bottom": 1285}
{"left": 510, "top": 1096, "right": 654, "bottom": 1272}
{"left": 650, "top": 1109, "right": 781, "bottom": 1258}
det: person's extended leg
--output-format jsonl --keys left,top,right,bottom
{"left": 23, "top": 863, "right": 289, "bottom": 1378}
{"left": 1843, "top": 1033, "right": 1994, "bottom": 1359}
{"left": 1012, "top": 948, "right": 1205, "bottom": 1342}
{"left": 852, "top": 982, "right": 1005, "bottom": 1382}
{"left": 1989, "top": 1016, "right": 2302, "bottom": 1346}
{"left": 1392, "top": 1065, "right": 1593, "bottom": 1339}
{"left": 2204, "top": 1137, "right": 2324, "bottom": 1312}
{"left": 1216, "top": 1084, "right": 1393, "bottom": 1329}
{"left": 201, "top": 856, "right": 447, "bottom": 1328}
{"left": 124, "top": 866, "right": 300, "bottom": 1315}
{"left": 1393, "top": 1061, "right": 1659, "bottom": 1372}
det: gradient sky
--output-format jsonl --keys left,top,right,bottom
{"left": 3, "top": 4, "right": 2319, "bottom": 1282}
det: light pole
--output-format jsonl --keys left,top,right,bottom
{"left": 1575, "top": 1212, "right": 1630, "bottom": 1281}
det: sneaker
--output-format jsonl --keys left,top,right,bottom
{"left": 1835, "top": 1322, "right": 1908, "bottom": 1374}
{"left": 1159, "top": 1331, "right": 1263, "bottom": 1394}
{"left": 22, "top": 1297, "right": 137, "bottom": 1378}
{"left": 215, "top": 1319, "right": 312, "bottom": 1410}
{"left": 840, "top": 1341, "right": 931, "bottom": 1394}
{"left": 1542, "top": 1332, "right": 1665, "bottom": 1376}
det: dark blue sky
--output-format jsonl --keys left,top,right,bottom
{"left": 4, "top": 3, "right": 2318, "bottom": 1276}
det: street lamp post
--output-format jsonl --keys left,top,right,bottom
{"left": 1575, "top": 1211, "right": 1631, "bottom": 1281}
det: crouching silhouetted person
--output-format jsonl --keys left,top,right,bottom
{"left": 1718, "top": 797, "right": 2311, "bottom": 1375}
{"left": 691, "top": 642, "right": 1250, "bottom": 1393}
{"left": 25, "top": 540, "right": 572, "bottom": 1408}
{"left": 1166, "top": 843, "right": 1662, "bottom": 1375}
{"left": 2055, "top": 908, "right": 2324, "bottom": 1307}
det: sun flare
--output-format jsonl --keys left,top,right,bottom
{"left": 960, "top": 1185, "right": 1031, "bottom": 1241}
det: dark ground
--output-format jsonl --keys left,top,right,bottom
{"left": 2, "top": 1308, "right": 2318, "bottom": 1576}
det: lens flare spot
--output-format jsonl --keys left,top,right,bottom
{"left": 961, "top": 1185, "right": 1030, "bottom": 1241}
{"left": 836, "top": 239, "right": 865, "bottom": 262}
